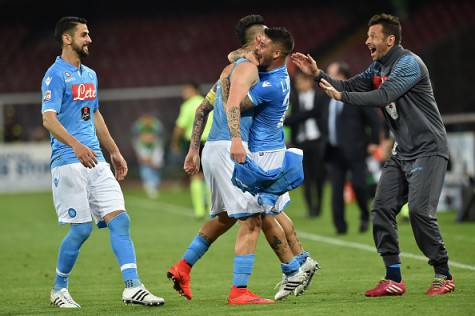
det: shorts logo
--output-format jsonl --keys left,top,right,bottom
{"left": 43, "top": 90, "right": 52, "bottom": 102}
{"left": 53, "top": 177, "right": 59, "bottom": 187}
{"left": 72, "top": 83, "right": 96, "bottom": 101}
{"left": 262, "top": 81, "right": 272, "bottom": 88}
{"left": 81, "top": 106, "right": 91, "bottom": 121}
{"left": 68, "top": 208, "right": 77, "bottom": 218}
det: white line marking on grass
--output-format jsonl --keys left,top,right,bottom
{"left": 126, "top": 196, "right": 475, "bottom": 272}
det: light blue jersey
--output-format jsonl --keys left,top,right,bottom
{"left": 247, "top": 65, "right": 290, "bottom": 152}
{"left": 41, "top": 57, "right": 105, "bottom": 168}
{"left": 207, "top": 58, "right": 254, "bottom": 142}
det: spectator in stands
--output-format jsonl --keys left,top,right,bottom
{"left": 323, "top": 62, "right": 380, "bottom": 234}
{"left": 171, "top": 82, "right": 212, "bottom": 219}
{"left": 285, "top": 71, "right": 327, "bottom": 217}
{"left": 131, "top": 114, "right": 165, "bottom": 199}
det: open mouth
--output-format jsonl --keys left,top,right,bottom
{"left": 369, "top": 47, "right": 376, "bottom": 55}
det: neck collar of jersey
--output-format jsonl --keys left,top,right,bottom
{"left": 55, "top": 56, "right": 83, "bottom": 72}
{"left": 378, "top": 44, "right": 403, "bottom": 66}
{"left": 259, "top": 64, "right": 287, "bottom": 75}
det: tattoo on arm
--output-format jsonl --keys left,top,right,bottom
{"left": 190, "top": 99, "right": 214, "bottom": 150}
{"left": 221, "top": 78, "right": 253, "bottom": 111}
{"left": 226, "top": 106, "right": 241, "bottom": 138}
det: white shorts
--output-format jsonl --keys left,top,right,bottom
{"left": 202, "top": 141, "right": 262, "bottom": 219}
{"left": 250, "top": 148, "right": 291, "bottom": 213}
{"left": 51, "top": 162, "right": 125, "bottom": 226}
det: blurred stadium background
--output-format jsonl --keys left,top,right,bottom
{"left": 1, "top": 0, "right": 474, "bottom": 314}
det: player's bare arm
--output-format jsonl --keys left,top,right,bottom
{"left": 94, "top": 110, "right": 128, "bottom": 180}
{"left": 221, "top": 77, "right": 254, "bottom": 111}
{"left": 225, "top": 61, "right": 258, "bottom": 163}
{"left": 42, "top": 111, "right": 97, "bottom": 168}
{"left": 184, "top": 83, "right": 217, "bottom": 175}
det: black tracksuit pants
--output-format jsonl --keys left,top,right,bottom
{"left": 372, "top": 155, "right": 449, "bottom": 270}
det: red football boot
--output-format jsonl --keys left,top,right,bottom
{"left": 426, "top": 277, "right": 455, "bottom": 296}
{"left": 365, "top": 279, "right": 406, "bottom": 297}
{"left": 167, "top": 259, "right": 192, "bottom": 300}
{"left": 227, "top": 286, "right": 274, "bottom": 305}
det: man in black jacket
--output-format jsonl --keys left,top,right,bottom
{"left": 285, "top": 72, "right": 327, "bottom": 217}
{"left": 324, "top": 62, "right": 380, "bottom": 235}
{"left": 292, "top": 13, "right": 454, "bottom": 297}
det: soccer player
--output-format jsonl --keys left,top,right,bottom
{"left": 227, "top": 26, "right": 320, "bottom": 300}
{"left": 171, "top": 82, "right": 212, "bottom": 219}
{"left": 168, "top": 19, "right": 308, "bottom": 305}
{"left": 292, "top": 13, "right": 454, "bottom": 296}
{"left": 41, "top": 17, "right": 164, "bottom": 308}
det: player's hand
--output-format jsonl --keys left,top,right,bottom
{"left": 184, "top": 150, "right": 201, "bottom": 175}
{"left": 110, "top": 151, "right": 128, "bottom": 181}
{"left": 319, "top": 79, "right": 342, "bottom": 100}
{"left": 72, "top": 143, "right": 97, "bottom": 168}
{"left": 230, "top": 138, "right": 246, "bottom": 163}
{"left": 291, "top": 53, "right": 320, "bottom": 77}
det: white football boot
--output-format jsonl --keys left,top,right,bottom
{"left": 122, "top": 284, "right": 165, "bottom": 306}
{"left": 274, "top": 267, "right": 307, "bottom": 300}
{"left": 301, "top": 256, "right": 320, "bottom": 289}
{"left": 50, "top": 288, "right": 80, "bottom": 308}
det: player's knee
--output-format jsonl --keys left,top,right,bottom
{"left": 107, "top": 212, "right": 130, "bottom": 235}
{"left": 70, "top": 222, "right": 93, "bottom": 242}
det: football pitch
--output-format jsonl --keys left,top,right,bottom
{"left": 1, "top": 187, "right": 474, "bottom": 315}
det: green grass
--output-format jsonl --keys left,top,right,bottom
{"left": 1, "top": 186, "right": 474, "bottom": 315}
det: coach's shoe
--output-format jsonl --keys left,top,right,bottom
{"left": 227, "top": 286, "right": 274, "bottom": 305}
{"left": 167, "top": 259, "right": 192, "bottom": 300}
{"left": 274, "top": 268, "right": 307, "bottom": 300}
{"left": 301, "top": 256, "right": 320, "bottom": 290}
{"left": 50, "top": 288, "right": 80, "bottom": 308}
{"left": 425, "top": 276, "right": 455, "bottom": 296}
{"left": 365, "top": 279, "right": 406, "bottom": 297}
{"left": 122, "top": 284, "right": 165, "bottom": 306}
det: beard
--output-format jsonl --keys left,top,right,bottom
{"left": 72, "top": 42, "right": 89, "bottom": 59}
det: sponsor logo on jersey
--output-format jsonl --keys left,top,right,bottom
{"left": 45, "top": 76, "right": 52, "bottom": 86}
{"left": 385, "top": 102, "right": 399, "bottom": 120}
{"left": 72, "top": 83, "right": 97, "bottom": 101}
{"left": 43, "top": 90, "right": 52, "bottom": 102}
{"left": 53, "top": 177, "right": 59, "bottom": 187}
{"left": 64, "top": 72, "right": 75, "bottom": 82}
{"left": 81, "top": 106, "right": 91, "bottom": 121}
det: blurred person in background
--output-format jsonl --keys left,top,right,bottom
{"left": 171, "top": 82, "right": 212, "bottom": 219}
{"left": 132, "top": 114, "right": 164, "bottom": 199}
{"left": 285, "top": 71, "right": 327, "bottom": 218}
{"left": 41, "top": 16, "right": 164, "bottom": 308}
{"left": 324, "top": 62, "right": 380, "bottom": 235}
{"left": 293, "top": 13, "right": 454, "bottom": 297}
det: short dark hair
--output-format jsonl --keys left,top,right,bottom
{"left": 336, "top": 62, "right": 351, "bottom": 79}
{"left": 368, "top": 13, "right": 402, "bottom": 45}
{"left": 235, "top": 14, "right": 265, "bottom": 46}
{"left": 264, "top": 27, "right": 294, "bottom": 57}
{"left": 54, "top": 16, "right": 88, "bottom": 45}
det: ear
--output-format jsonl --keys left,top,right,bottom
{"left": 62, "top": 33, "right": 72, "bottom": 45}
{"left": 386, "top": 34, "right": 396, "bottom": 47}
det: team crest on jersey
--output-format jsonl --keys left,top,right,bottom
{"left": 81, "top": 106, "right": 91, "bottom": 121}
{"left": 72, "top": 83, "right": 96, "bottom": 101}
{"left": 68, "top": 208, "right": 77, "bottom": 218}
{"left": 43, "top": 90, "right": 52, "bottom": 102}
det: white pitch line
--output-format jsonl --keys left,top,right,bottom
{"left": 126, "top": 196, "right": 475, "bottom": 272}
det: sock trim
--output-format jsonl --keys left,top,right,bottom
{"left": 55, "top": 268, "right": 69, "bottom": 278}
{"left": 120, "top": 263, "right": 137, "bottom": 271}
